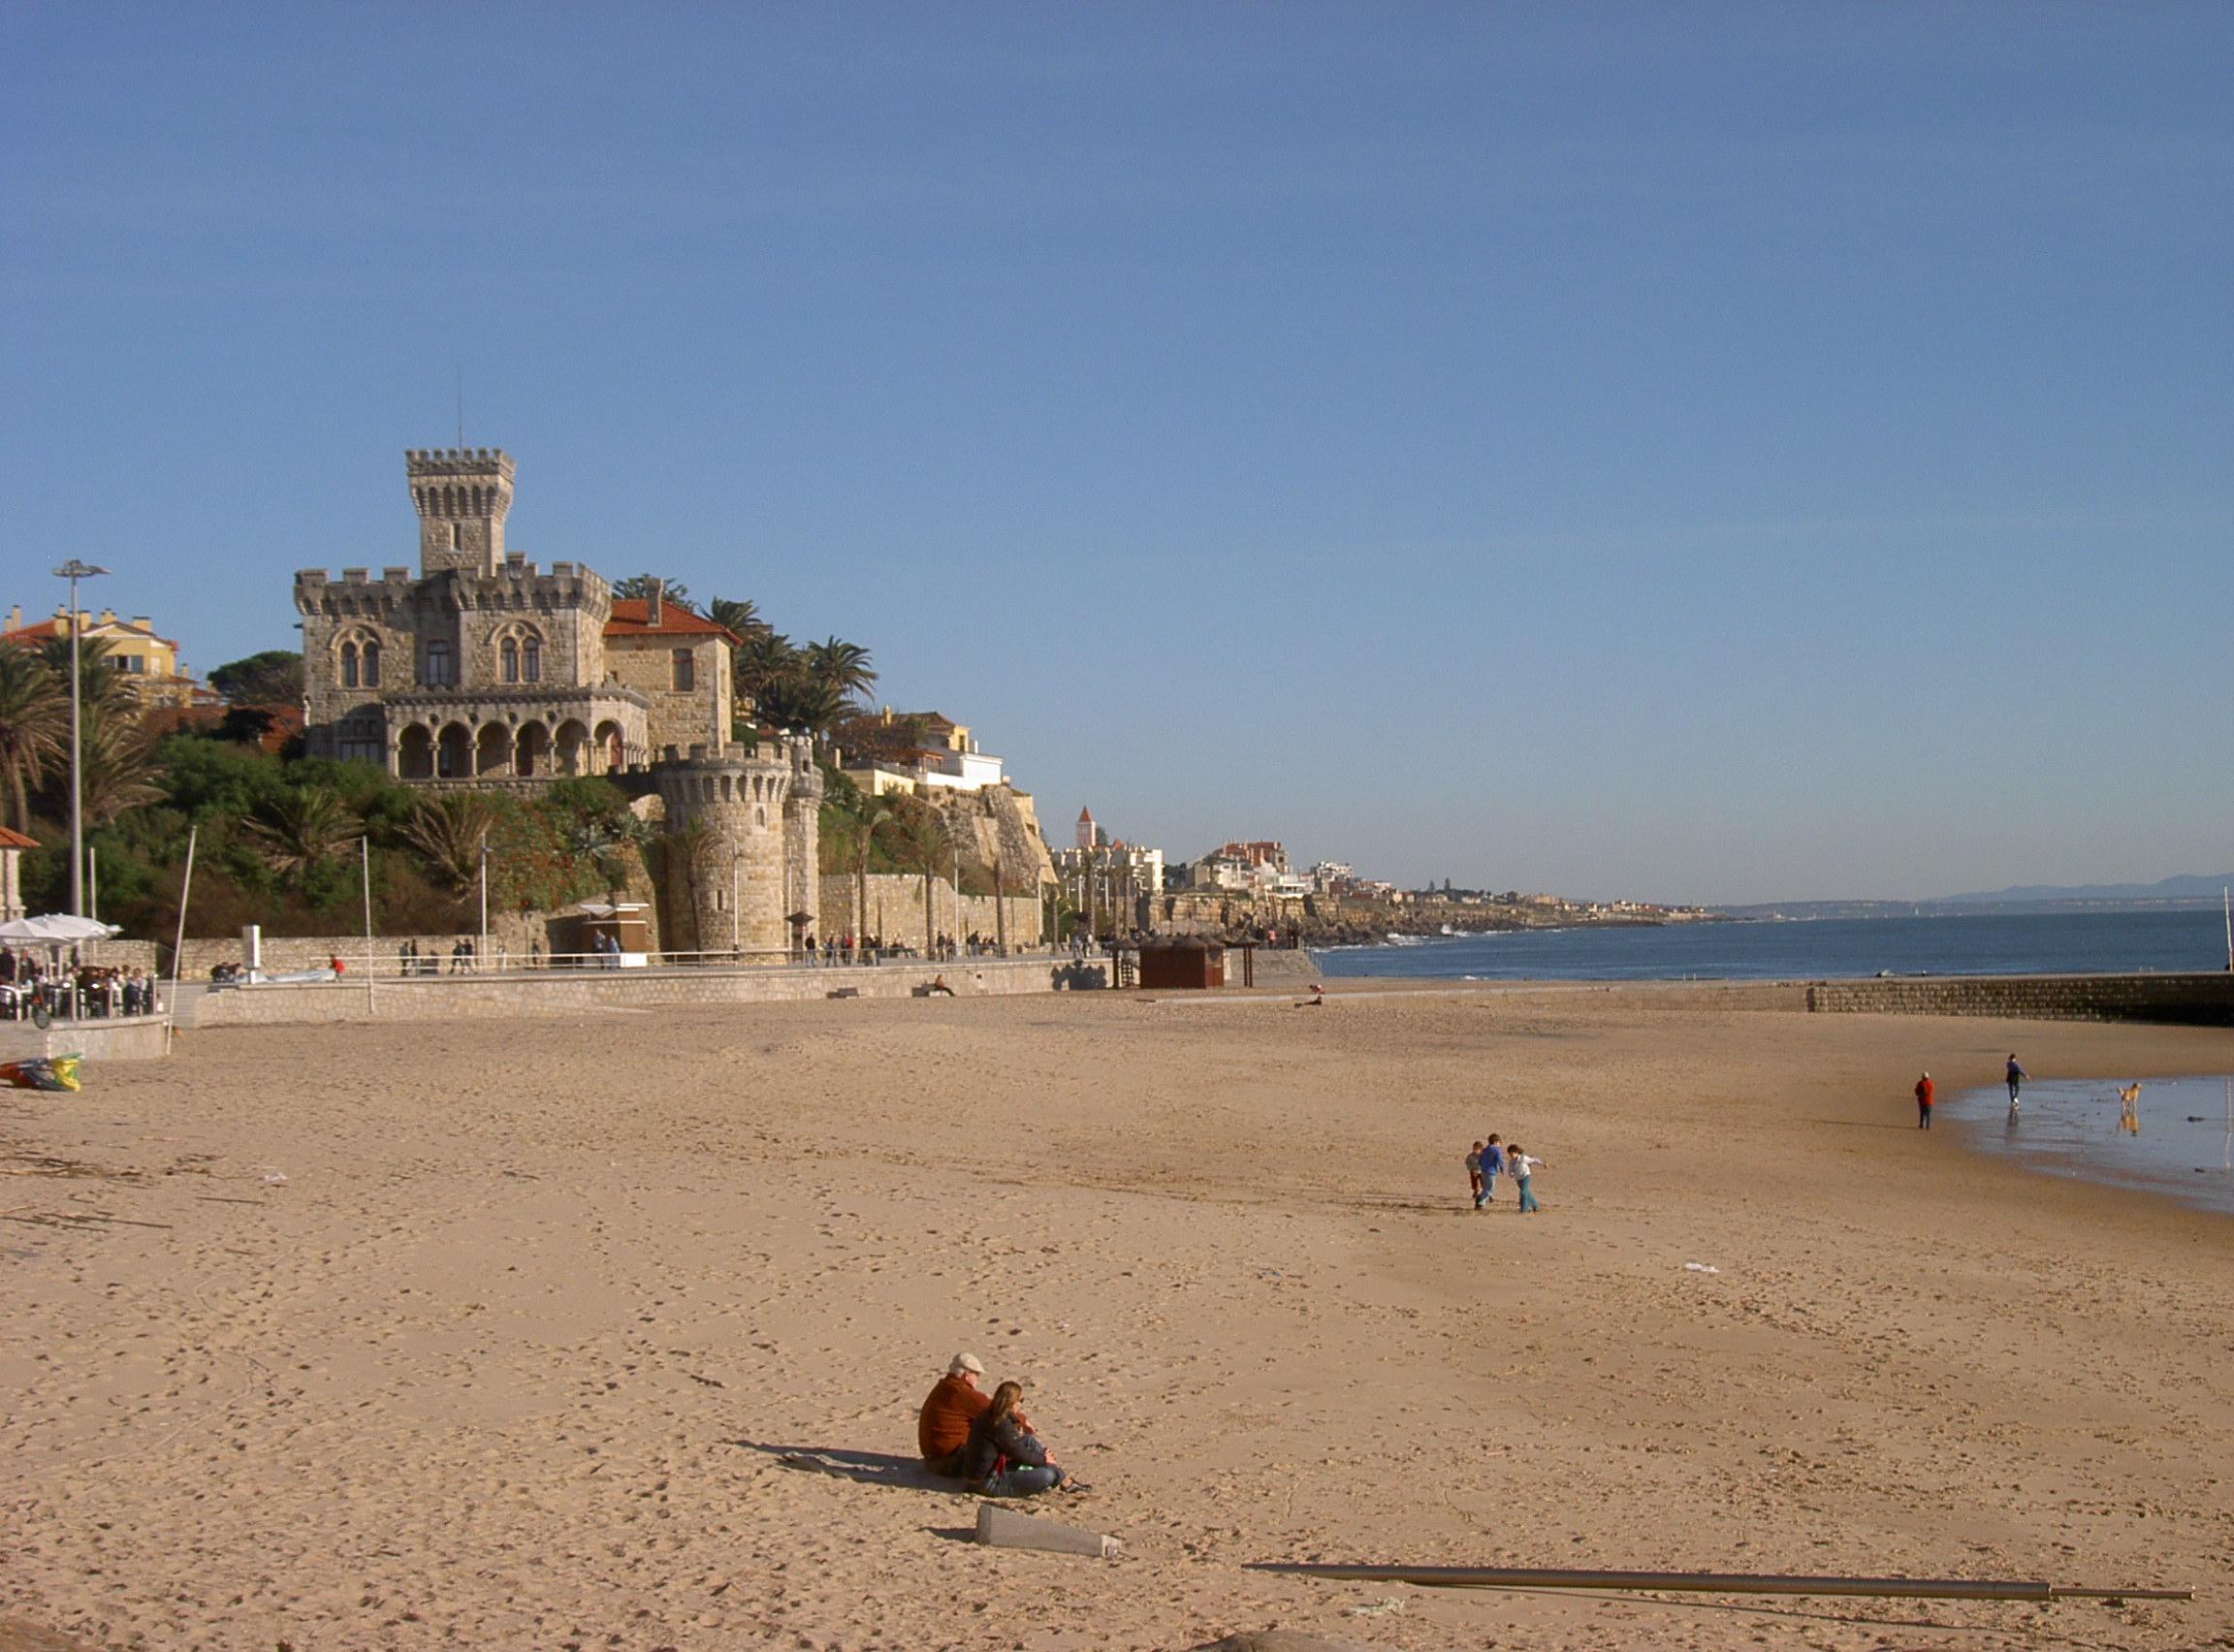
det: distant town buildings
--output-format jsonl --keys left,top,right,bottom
{"left": 1053, "top": 807, "right": 1166, "bottom": 933}
{"left": 1, "top": 604, "right": 212, "bottom": 710}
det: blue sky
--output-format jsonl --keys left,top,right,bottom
{"left": 3, "top": 3, "right": 2227, "bottom": 903}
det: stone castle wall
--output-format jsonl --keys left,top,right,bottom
{"left": 816, "top": 874, "right": 1043, "bottom": 952}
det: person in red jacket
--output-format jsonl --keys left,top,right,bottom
{"left": 917, "top": 1352, "right": 992, "bottom": 1477}
{"left": 1914, "top": 1071, "right": 1934, "bottom": 1130}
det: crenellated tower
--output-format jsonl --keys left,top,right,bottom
{"left": 655, "top": 735, "right": 821, "bottom": 958}
{"left": 407, "top": 447, "right": 515, "bottom": 577}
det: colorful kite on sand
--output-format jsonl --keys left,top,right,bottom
{"left": 0, "top": 1054, "right": 80, "bottom": 1092}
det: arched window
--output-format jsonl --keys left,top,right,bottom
{"left": 363, "top": 641, "right": 380, "bottom": 686}
{"left": 340, "top": 641, "right": 360, "bottom": 688}
{"left": 501, "top": 639, "right": 520, "bottom": 683}
{"left": 522, "top": 638, "right": 540, "bottom": 683}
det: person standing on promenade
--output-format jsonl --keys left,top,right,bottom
{"left": 1465, "top": 1142, "right": 1484, "bottom": 1209}
{"left": 1480, "top": 1134, "right": 1506, "bottom": 1207}
{"left": 1508, "top": 1144, "right": 1545, "bottom": 1212}
{"left": 1915, "top": 1071, "right": 1934, "bottom": 1129}
{"left": 2005, "top": 1055, "right": 2027, "bottom": 1110}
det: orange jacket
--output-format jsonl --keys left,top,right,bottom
{"left": 917, "top": 1374, "right": 991, "bottom": 1459}
{"left": 1915, "top": 1077, "right": 1934, "bottom": 1108}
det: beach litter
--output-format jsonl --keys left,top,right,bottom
{"left": 1683, "top": 1262, "right": 1720, "bottom": 1274}
{"left": 1344, "top": 1596, "right": 1405, "bottom": 1616}
{"left": 262, "top": 1172, "right": 289, "bottom": 1185}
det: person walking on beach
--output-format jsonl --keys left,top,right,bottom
{"left": 1508, "top": 1144, "right": 1545, "bottom": 1212}
{"left": 1480, "top": 1134, "right": 1506, "bottom": 1207}
{"left": 2005, "top": 1055, "right": 2027, "bottom": 1110}
{"left": 1465, "top": 1142, "right": 1484, "bottom": 1209}
{"left": 1915, "top": 1071, "right": 1934, "bottom": 1129}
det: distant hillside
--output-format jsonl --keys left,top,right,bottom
{"left": 1940, "top": 874, "right": 2234, "bottom": 905}
{"left": 1719, "top": 874, "right": 2234, "bottom": 921}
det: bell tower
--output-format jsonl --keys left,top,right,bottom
{"left": 406, "top": 447, "right": 514, "bottom": 577}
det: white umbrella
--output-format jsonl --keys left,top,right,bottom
{"left": 0, "top": 913, "right": 123, "bottom": 943}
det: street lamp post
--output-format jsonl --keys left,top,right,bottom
{"left": 51, "top": 559, "right": 109, "bottom": 917}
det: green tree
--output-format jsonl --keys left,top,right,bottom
{"left": 706, "top": 596, "right": 770, "bottom": 643}
{"left": 207, "top": 650, "right": 304, "bottom": 705}
{"left": 801, "top": 636, "right": 877, "bottom": 702}
{"left": 886, "top": 798, "right": 947, "bottom": 951}
{"left": 0, "top": 641, "right": 64, "bottom": 833}
{"left": 38, "top": 639, "right": 161, "bottom": 826}
{"left": 732, "top": 629, "right": 800, "bottom": 709}
{"left": 825, "top": 796, "right": 897, "bottom": 940}
{"left": 400, "top": 791, "right": 509, "bottom": 891}
{"left": 754, "top": 673, "right": 850, "bottom": 743}
{"left": 239, "top": 786, "right": 363, "bottom": 881}
{"left": 561, "top": 810, "right": 649, "bottom": 908}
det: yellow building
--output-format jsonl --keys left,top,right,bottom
{"left": 0, "top": 605, "right": 212, "bottom": 710}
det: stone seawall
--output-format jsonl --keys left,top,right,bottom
{"left": 176, "top": 956, "right": 1087, "bottom": 1029}
{"left": 1804, "top": 973, "right": 2234, "bottom": 1027}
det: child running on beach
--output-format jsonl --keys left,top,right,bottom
{"left": 1465, "top": 1142, "right": 1484, "bottom": 1209}
{"left": 1480, "top": 1134, "right": 1505, "bottom": 1207}
{"left": 1507, "top": 1144, "right": 1545, "bottom": 1213}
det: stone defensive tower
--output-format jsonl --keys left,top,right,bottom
{"left": 407, "top": 447, "right": 515, "bottom": 577}
{"left": 655, "top": 735, "right": 821, "bottom": 958}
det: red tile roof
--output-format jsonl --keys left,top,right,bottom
{"left": 0, "top": 825, "right": 38, "bottom": 851}
{"left": 603, "top": 600, "right": 743, "bottom": 645}
{"left": 2, "top": 616, "right": 179, "bottom": 650}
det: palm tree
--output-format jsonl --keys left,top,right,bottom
{"left": 401, "top": 791, "right": 508, "bottom": 891}
{"left": 754, "top": 674, "right": 850, "bottom": 744}
{"left": 831, "top": 798, "right": 897, "bottom": 940}
{"left": 732, "top": 629, "right": 800, "bottom": 710}
{"left": 707, "top": 597, "right": 770, "bottom": 643}
{"left": 802, "top": 636, "right": 877, "bottom": 703}
{"left": 0, "top": 642, "right": 64, "bottom": 834}
{"left": 563, "top": 811, "right": 648, "bottom": 907}
{"left": 887, "top": 801, "right": 948, "bottom": 953}
{"left": 240, "top": 786, "right": 362, "bottom": 880}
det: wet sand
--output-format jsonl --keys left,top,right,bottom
{"left": 3, "top": 987, "right": 2230, "bottom": 1650}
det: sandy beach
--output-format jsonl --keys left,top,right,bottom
{"left": 4, "top": 986, "right": 2231, "bottom": 1651}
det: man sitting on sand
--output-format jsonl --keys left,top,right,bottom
{"left": 918, "top": 1352, "right": 992, "bottom": 1477}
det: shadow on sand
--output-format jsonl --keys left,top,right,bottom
{"left": 728, "top": 1438, "right": 972, "bottom": 1496}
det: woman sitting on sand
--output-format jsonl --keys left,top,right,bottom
{"left": 962, "top": 1382, "right": 1079, "bottom": 1497}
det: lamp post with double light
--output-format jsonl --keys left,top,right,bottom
{"left": 51, "top": 560, "right": 109, "bottom": 916}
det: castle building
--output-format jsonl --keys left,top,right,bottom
{"left": 294, "top": 449, "right": 740, "bottom": 781}
{"left": 294, "top": 447, "right": 815, "bottom": 956}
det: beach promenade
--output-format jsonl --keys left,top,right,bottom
{"left": 3, "top": 986, "right": 2229, "bottom": 1649}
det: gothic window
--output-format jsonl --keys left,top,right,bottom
{"left": 340, "top": 642, "right": 360, "bottom": 688}
{"left": 522, "top": 638, "right": 540, "bottom": 683}
{"left": 363, "top": 642, "right": 380, "bottom": 686}
{"left": 426, "top": 639, "right": 453, "bottom": 686}
{"left": 501, "top": 639, "right": 520, "bottom": 683}
{"left": 671, "top": 649, "right": 695, "bottom": 692}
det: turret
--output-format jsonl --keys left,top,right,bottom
{"left": 406, "top": 447, "right": 515, "bottom": 577}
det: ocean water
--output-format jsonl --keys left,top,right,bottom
{"left": 1313, "top": 908, "right": 2228, "bottom": 982}
{"left": 1948, "top": 1075, "right": 2234, "bottom": 1219}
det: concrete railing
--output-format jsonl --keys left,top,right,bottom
{"left": 1804, "top": 972, "right": 2234, "bottom": 1027}
{"left": 174, "top": 956, "right": 1098, "bottom": 1029}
